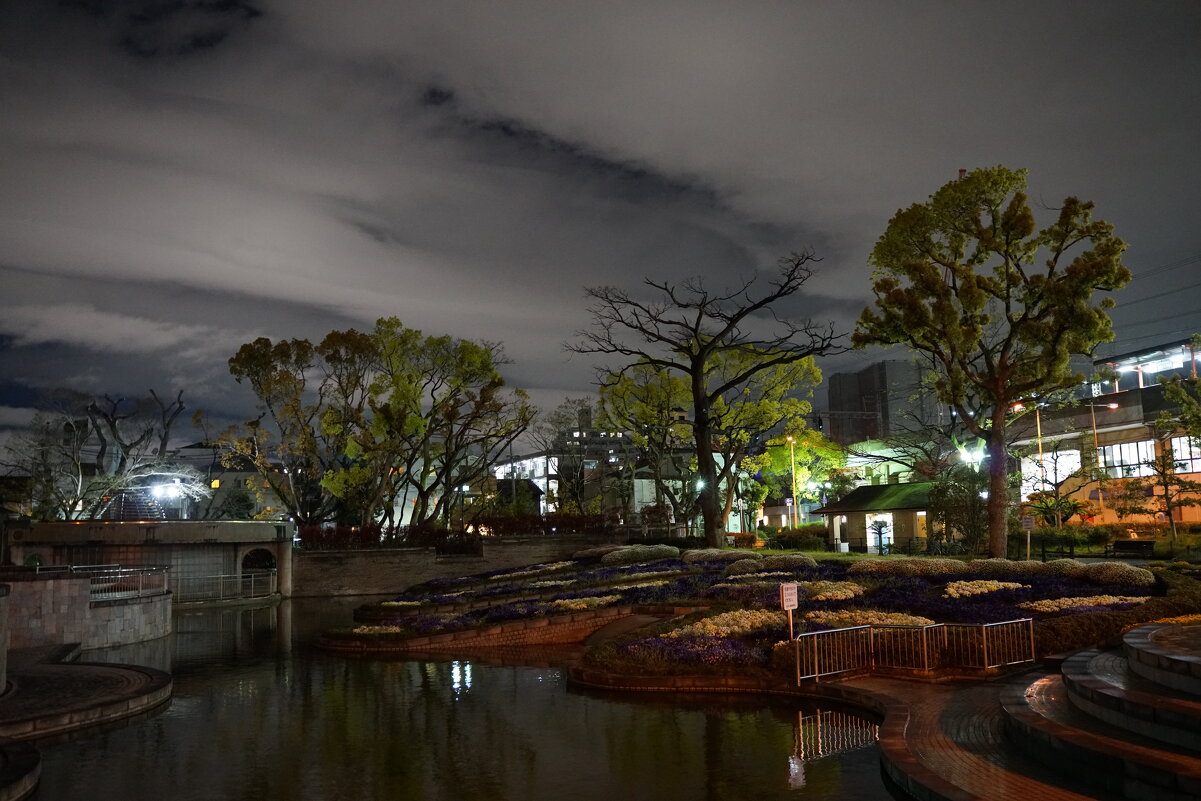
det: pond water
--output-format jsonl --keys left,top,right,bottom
{"left": 34, "top": 600, "right": 902, "bottom": 801}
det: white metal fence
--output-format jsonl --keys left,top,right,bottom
{"left": 794, "top": 619, "right": 1034, "bottom": 682}
{"left": 171, "top": 570, "right": 278, "bottom": 603}
{"left": 33, "top": 564, "right": 171, "bottom": 601}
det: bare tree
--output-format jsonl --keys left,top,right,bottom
{"left": 568, "top": 252, "right": 841, "bottom": 547}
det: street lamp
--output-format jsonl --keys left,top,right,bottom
{"left": 786, "top": 435, "right": 798, "bottom": 530}
{"left": 1086, "top": 402, "right": 1120, "bottom": 511}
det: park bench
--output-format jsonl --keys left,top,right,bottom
{"left": 1103, "top": 539, "right": 1156, "bottom": 559}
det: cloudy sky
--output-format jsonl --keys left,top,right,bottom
{"left": 2, "top": 1, "right": 1200, "bottom": 432}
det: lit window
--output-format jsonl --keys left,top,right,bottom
{"left": 210, "top": 479, "right": 221, "bottom": 489}
{"left": 1170, "top": 437, "right": 1201, "bottom": 473}
{"left": 1098, "top": 439, "right": 1155, "bottom": 478}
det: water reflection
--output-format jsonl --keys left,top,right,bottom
{"left": 35, "top": 600, "right": 897, "bottom": 801}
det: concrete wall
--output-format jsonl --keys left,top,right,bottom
{"left": 2, "top": 572, "right": 171, "bottom": 650}
{"left": 293, "top": 534, "right": 613, "bottom": 597}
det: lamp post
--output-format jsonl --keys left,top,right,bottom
{"left": 786, "top": 435, "right": 798, "bottom": 530}
{"left": 1086, "top": 402, "right": 1120, "bottom": 512}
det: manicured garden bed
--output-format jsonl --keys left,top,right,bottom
{"left": 324, "top": 544, "right": 1201, "bottom": 677}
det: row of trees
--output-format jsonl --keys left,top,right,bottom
{"left": 217, "top": 317, "right": 535, "bottom": 528}
{"left": 10, "top": 165, "right": 1184, "bottom": 558}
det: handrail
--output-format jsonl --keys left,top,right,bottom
{"left": 171, "top": 570, "right": 278, "bottom": 603}
{"left": 86, "top": 566, "right": 171, "bottom": 601}
{"left": 795, "top": 618, "right": 1034, "bottom": 682}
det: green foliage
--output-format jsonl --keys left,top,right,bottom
{"left": 928, "top": 463, "right": 990, "bottom": 551}
{"left": 855, "top": 166, "right": 1130, "bottom": 557}
{"left": 222, "top": 317, "right": 533, "bottom": 528}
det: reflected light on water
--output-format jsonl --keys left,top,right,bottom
{"left": 37, "top": 599, "right": 895, "bottom": 801}
{"left": 450, "top": 660, "right": 473, "bottom": 696}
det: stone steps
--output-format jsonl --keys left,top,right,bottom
{"left": 1061, "top": 648, "right": 1201, "bottom": 752}
{"left": 1000, "top": 623, "right": 1201, "bottom": 800}
{"left": 1124, "top": 623, "right": 1201, "bottom": 695}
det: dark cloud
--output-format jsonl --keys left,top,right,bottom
{"left": 1, "top": 0, "right": 1199, "bottom": 432}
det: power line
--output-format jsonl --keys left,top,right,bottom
{"left": 1128, "top": 253, "right": 1201, "bottom": 281}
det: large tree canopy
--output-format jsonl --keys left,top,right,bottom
{"left": 570, "top": 252, "right": 839, "bottom": 547}
{"left": 223, "top": 317, "right": 533, "bottom": 528}
{"left": 854, "top": 166, "right": 1130, "bottom": 557}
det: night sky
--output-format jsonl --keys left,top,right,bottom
{"left": 2, "top": 1, "right": 1200, "bottom": 433}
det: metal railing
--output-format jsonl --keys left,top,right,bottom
{"left": 41, "top": 565, "right": 172, "bottom": 601}
{"left": 795, "top": 618, "right": 1034, "bottom": 682}
{"left": 171, "top": 570, "right": 278, "bottom": 603}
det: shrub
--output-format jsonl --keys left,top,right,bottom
{"left": 763, "top": 553, "right": 818, "bottom": 569}
{"left": 572, "top": 544, "right": 625, "bottom": 560}
{"left": 599, "top": 544, "right": 680, "bottom": 564}
{"left": 723, "top": 559, "right": 770, "bottom": 577}
{"left": 848, "top": 557, "right": 969, "bottom": 577}
{"left": 682, "top": 548, "right": 759, "bottom": 564}
{"left": 1081, "top": 561, "right": 1156, "bottom": 587}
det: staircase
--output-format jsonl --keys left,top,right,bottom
{"left": 1001, "top": 623, "right": 1201, "bottom": 800}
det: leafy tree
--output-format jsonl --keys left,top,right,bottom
{"left": 597, "top": 366, "right": 696, "bottom": 528}
{"left": 390, "top": 333, "right": 534, "bottom": 528}
{"left": 927, "top": 463, "right": 991, "bottom": 551}
{"left": 223, "top": 319, "right": 534, "bottom": 530}
{"left": 854, "top": 166, "right": 1130, "bottom": 557}
{"left": 223, "top": 334, "right": 356, "bottom": 525}
{"left": 571, "top": 253, "right": 839, "bottom": 547}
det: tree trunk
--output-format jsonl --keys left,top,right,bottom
{"left": 692, "top": 370, "right": 722, "bottom": 547}
{"left": 987, "top": 427, "right": 1009, "bottom": 558}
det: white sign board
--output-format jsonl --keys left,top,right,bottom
{"left": 779, "top": 582, "right": 799, "bottom": 611}
{"left": 1021, "top": 514, "right": 1036, "bottom": 532}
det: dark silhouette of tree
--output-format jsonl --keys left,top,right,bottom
{"left": 569, "top": 252, "right": 839, "bottom": 547}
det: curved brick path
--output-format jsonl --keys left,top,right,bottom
{"left": 852, "top": 674, "right": 1116, "bottom": 801}
{"left": 0, "top": 646, "right": 172, "bottom": 741}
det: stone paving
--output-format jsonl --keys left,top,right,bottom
{"left": 852, "top": 672, "right": 1123, "bottom": 801}
{"left": 0, "top": 645, "right": 172, "bottom": 741}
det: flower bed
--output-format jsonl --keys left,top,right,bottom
{"left": 943, "top": 580, "right": 1028, "bottom": 599}
{"left": 334, "top": 549, "right": 1199, "bottom": 670}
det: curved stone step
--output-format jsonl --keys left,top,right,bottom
{"left": 1002, "top": 673, "right": 1201, "bottom": 800}
{"left": 1062, "top": 648, "right": 1201, "bottom": 752}
{"left": 1124, "top": 624, "right": 1201, "bottom": 696}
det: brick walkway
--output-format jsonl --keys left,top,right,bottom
{"left": 849, "top": 672, "right": 1117, "bottom": 801}
{"left": 0, "top": 646, "right": 172, "bottom": 741}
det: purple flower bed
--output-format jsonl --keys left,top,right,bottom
{"left": 616, "top": 635, "right": 768, "bottom": 666}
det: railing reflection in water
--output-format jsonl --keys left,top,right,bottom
{"left": 795, "top": 619, "right": 1035, "bottom": 682}
{"left": 788, "top": 708, "right": 880, "bottom": 789}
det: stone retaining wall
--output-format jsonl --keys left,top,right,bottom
{"left": 1, "top": 572, "right": 171, "bottom": 650}
{"left": 293, "top": 534, "right": 614, "bottom": 597}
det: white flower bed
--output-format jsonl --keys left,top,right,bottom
{"left": 942, "top": 580, "right": 1027, "bottom": 598}
{"left": 804, "top": 609, "right": 934, "bottom": 627}
{"left": 550, "top": 594, "right": 622, "bottom": 611}
{"left": 800, "top": 580, "right": 865, "bottom": 601}
{"left": 1018, "top": 595, "right": 1149, "bottom": 614}
{"left": 663, "top": 609, "right": 785, "bottom": 638}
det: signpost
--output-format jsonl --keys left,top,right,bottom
{"left": 780, "top": 582, "right": 799, "bottom": 639}
{"left": 1021, "top": 514, "right": 1036, "bottom": 560}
